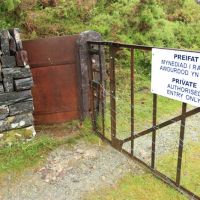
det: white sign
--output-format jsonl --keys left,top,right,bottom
{"left": 151, "top": 48, "right": 200, "bottom": 107}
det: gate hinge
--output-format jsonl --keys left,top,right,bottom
{"left": 89, "top": 48, "right": 100, "bottom": 55}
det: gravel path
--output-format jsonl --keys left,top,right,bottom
{"left": 0, "top": 141, "right": 143, "bottom": 200}
{"left": 1, "top": 112, "right": 199, "bottom": 200}
{"left": 123, "top": 112, "right": 200, "bottom": 164}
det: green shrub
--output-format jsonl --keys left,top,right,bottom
{"left": 159, "top": 0, "right": 186, "bottom": 14}
{"left": 1, "top": 0, "right": 21, "bottom": 11}
{"left": 1, "top": 0, "right": 200, "bottom": 72}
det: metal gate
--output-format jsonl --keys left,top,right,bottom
{"left": 23, "top": 36, "right": 81, "bottom": 125}
{"left": 88, "top": 41, "right": 200, "bottom": 199}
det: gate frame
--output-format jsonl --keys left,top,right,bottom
{"left": 87, "top": 41, "right": 200, "bottom": 200}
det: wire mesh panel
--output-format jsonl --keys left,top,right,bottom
{"left": 88, "top": 41, "right": 200, "bottom": 200}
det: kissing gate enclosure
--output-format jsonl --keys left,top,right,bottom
{"left": 19, "top": 32, "right": 200, "bottom": 199}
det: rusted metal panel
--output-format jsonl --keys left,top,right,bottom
{"left": 34, "top": 111, "right": 80, "bottom": 124}
{"left": 23, "top": 35, "right": 81, "bottom": 125}
{"left": 23, "top": 35, "right": 79, "bottom": 67}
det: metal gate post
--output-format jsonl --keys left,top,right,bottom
{"left": 151, "top": 94, "right": 157, "bottom": 168}
{"left": 176, "top": 102, "right": 187, "bottom": 186}
{"left": 98, "top": 44, "right": 105, "bottom": 136}
{"left": 130, "top": 48, "right": 135, "bottom": 155}
{"left": 87, "top": 43, "right": 96, "bottom": 130}
{"left": 109, "top": 46, "right": 117, "bottom": 142}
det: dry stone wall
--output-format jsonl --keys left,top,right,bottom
{"left": 0, "top": 28, "right": 35, "bottom": 144}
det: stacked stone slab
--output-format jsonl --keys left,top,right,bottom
{"left": 0, "top": 29, "right": 35, "bottom": 138}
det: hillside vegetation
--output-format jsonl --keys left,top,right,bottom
{"left": 0, "top": 0, "right": 200, "bottom": 50}
{"left": 0, "top": 2, "right": 200, "bottom": 199}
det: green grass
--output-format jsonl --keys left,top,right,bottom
{"left": 0, "top": 119, "right": 99, "bottom": 176}
{"left": 85, "top": 173, "right": 187, "bottom": 200}
{"left": 2, "top": 0, "right": 200, "bottom": 55}
{"left": 101, "top": 67, "right": 181, "bottom": 140}
{"left": 85, "top": 139, "right": 200, "bottom": 200}
{"left": 0, "top": 1, "right": 199, "bottom": 198}
{"left": 92, "top": 63, "right": 199, "bottom": 199}
{"left": 157, "top": 140, "right": 200, "bottom": 196}
{"left": 0, "top": 135, "right": 60, "bottom": 174}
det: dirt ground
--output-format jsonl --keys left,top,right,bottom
{"left": 0, "top": 141, "right": 143, "bottom": 200}
{"left": 2, "top": 112, "right": 199, "bottom": 200}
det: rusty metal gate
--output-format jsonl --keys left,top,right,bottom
{"left": 23, "top": 36, "right": 81, "bottom": 125}
{"left": 88, "top": 41, "right": 200, "bottom": 199}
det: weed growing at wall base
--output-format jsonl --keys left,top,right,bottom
{"left": 0, "top": 119, "right": 97, "bottom": 176}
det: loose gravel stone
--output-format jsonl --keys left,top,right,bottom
{"left": 123, "top": 112, "right": 200, "bottom": 164}
{"left": 0, "top": 141, "right": 142, "bottom": 200}
{"left": 1, "top": 112, "right": 199, "bottom": 200}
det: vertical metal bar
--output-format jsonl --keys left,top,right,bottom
{"left": 176, "top": 102, "right": 187, "bottom": 186}
{"left": 98, "top": 44, "right": 105, "bottom": 136}
{"left": 88, "top": 44, "right": 96, "bottom": 130}
{"left": 130, "top": 48, "right": 135, "bottom": 156}
{"left": 109, "top": 46, "right": 116, "bottom": 140}
{"left": 151, "top": 94, "right": 157, "bottom": 168}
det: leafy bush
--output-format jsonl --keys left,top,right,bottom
{"left": 1, "top": 0, "right": 200, "bottom": 72}
{"left": 159, "top": 0, "right": 185, "bottom": 14}
{"left": 1, "top": 0, "right": 21, "bottom": 11}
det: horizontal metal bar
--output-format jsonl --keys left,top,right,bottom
{"left": 88, "top": 41, "right": 152, "bottom": 51}
{"left": 153, "top": 170, "right": 200, "bottom": 200}
{"left": 123, "top": 107, "right": 200, "bottom": 143}
{"left": 89, "top": 48, "right": 100, "bottom": 55}
{"left": 92, "top": 68, "right": 100, "bottom": 73}
{"left": 87, "top": 41, "right": 200, "bottom": 53}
